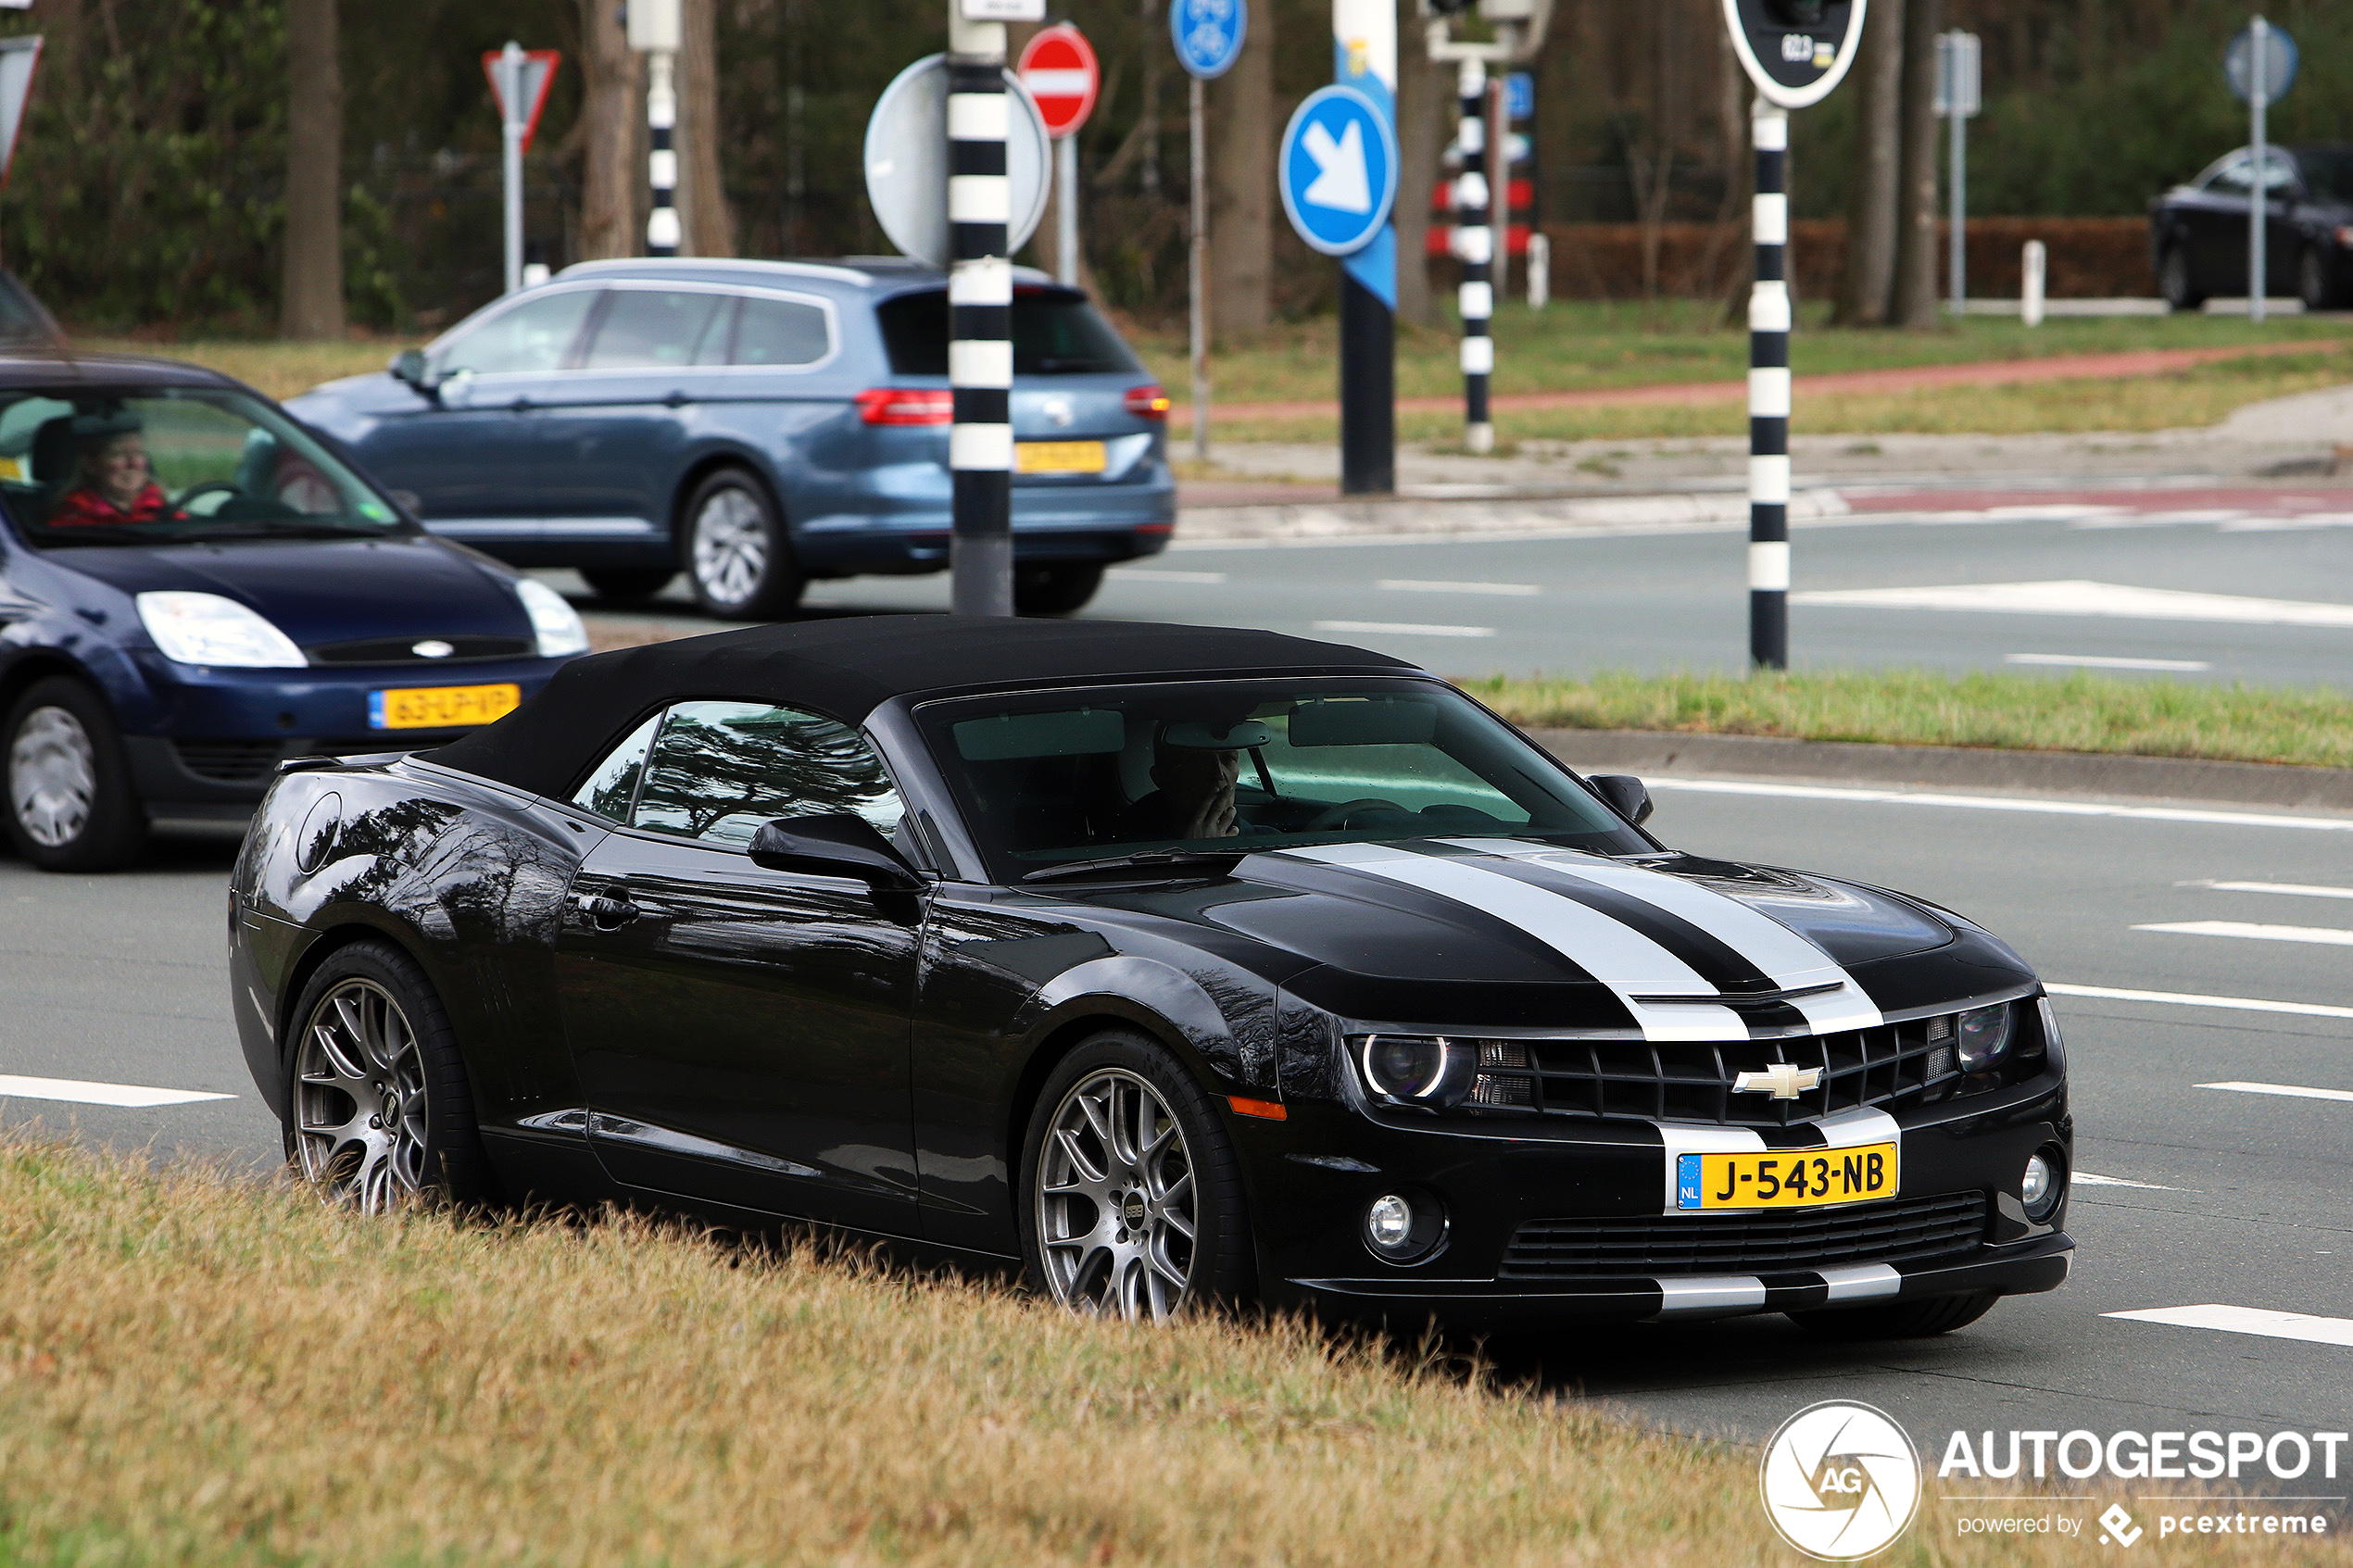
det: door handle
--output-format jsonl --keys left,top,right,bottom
{"left": 571, "top": 893, "right": 641, "bottom": 929}
{"left": 510, "top": 396, "right": 535, "bottom": 412}
{"left": 663, "top": 391, "right": 690, "bottom": 408}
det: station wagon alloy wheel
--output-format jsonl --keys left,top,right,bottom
{"left": 295, "top": 977, "right": 431, "bottom": 1212}
{"left": 691, "top": 487, "right": 768, "bottom": 605}
{"left": 1037, "top": 1068, "right": 1199, "bottom": 1321}
{"left": 8, "top": 705, "right": 94, "bottom": 848}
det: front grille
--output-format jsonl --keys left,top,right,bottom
{"left": 1500, "top": 1191, "right": 1988, "bottom": 1280}
{"left": 172, "top": 738, "right": 283, "bottom": 783}
{"left": 1479, "top": 1020, "right": 1963, "bottom": 1128}
{"left": 306, "top": 634, "right": 534, "bottom": 666}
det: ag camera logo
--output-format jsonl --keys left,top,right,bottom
{"left": 1760, "top": 1400, "right": 1923, "bottom": 1560}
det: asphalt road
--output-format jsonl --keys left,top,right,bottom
{"left": 6, "top": 770, "right": 2349, "bottom": 1470}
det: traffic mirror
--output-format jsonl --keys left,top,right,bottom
{"left": 1723, "top": 0, "right": 1866, "bottom": 108}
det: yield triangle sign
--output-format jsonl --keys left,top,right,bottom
{"left": 0, "top": 36, "right": 41, "bottom": 188}
{"left": 481, "top": 47, "right": 562, "bottom": 154}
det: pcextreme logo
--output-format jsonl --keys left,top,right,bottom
{"left": 1760, "top": 1400, "right": 1924, "bottom": 1561}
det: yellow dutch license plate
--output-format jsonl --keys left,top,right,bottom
{"left": 1675, "top": 1142, "right": 1898, "bottom": 1211}
{"left": 368, "top": 683, "right": 522, "bottom": 731}
{"left": 1015, "top": 440, "right": 1107, "bottom": 474}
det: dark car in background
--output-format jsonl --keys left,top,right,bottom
{"left": 0, "top": 353, "right": 588, "bottom": 871}
{"left": 2150, "top": 142, "right": 2353, "bottom": 310}
{"left": 288, "top": 258, "right": 1176, "bottom": 621}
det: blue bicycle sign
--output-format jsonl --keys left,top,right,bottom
{"left": 1169, "top": 0, "right": 1247, "bottom": 81}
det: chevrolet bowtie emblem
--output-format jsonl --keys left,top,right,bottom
{"left": 1731, "top": 1062, "right": 1821, "bottom": 1100}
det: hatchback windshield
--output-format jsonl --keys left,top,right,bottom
{"left": 0, "top": 386, "right": 403, "bottom": 546}
{"left": 916, "top": 678, "right": 1650, "bottom": 881}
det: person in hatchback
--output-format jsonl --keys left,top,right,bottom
{"left": 50, "top": 414, "right": 166, "bottom": 528}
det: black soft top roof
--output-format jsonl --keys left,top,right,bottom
{"left": 429, "top": 615, "right": 1417, "bottom": 799}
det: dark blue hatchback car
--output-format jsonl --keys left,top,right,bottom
{"left": 0, "top": 353, "right": 587, "bottom": 871}
{"left": 288, "top": 257, "right": 1176, "bottom": 620}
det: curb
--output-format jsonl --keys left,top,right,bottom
{"left": 1529, "top": 728, "right": 2353, "bottom": 815}
{"left": 1176, "top": 487, "right": 1851, "bottom": 544}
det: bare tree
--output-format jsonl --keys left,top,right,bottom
{"left": 1393, "top": 0, "right": 1445, "bottom": 329}
{"left": 1208, "top": 1, "right": 1274, "bottom": 336}
{"left": 677, "top": 0, "right": 736, "bottom": 257}
{"left": 281, "top": 0, "right": 344, "bottom": 338}
{"left": 576, "top": 0, "right": 643, "bottom": 261}
{"left": 1891, "top": 0, "right": 1943, "bottom": 327}
{"left": 1833, "top": 0, "right": 1904, "bottom": 324}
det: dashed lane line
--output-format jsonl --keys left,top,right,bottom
{"left": 2105, "top": 1304, "right": 2353, "bottom": 1349}
{"left": 2197, "top": 1081, "right": 2353, "bottom": 1105}
{"left": 2045, "top": 982, "right": 2353, "bottom": 1021}
{"left": 0, "top": 1073, "right": 235, "bottom": 1108}
{"left": 2076, "top": 1173, "right": 2180, "bottom": 1190}
{"left": 1375, "top": 579, "right": 1541, "bottom": 596}
{"left": 2135, "top": 921, "right": 2353, "bottom": 947}
{"left": 1644, "top": 778, "right": 2353, "bottom": 833}
{"left": 1311, "top": 620, "right": 1498, "bottom": 638}
{"left": 1106, "top": 569, "right": 1229, "bottom": 583}
{"left": 2186, "top": 880, "right": 2353, "bottom": 900}
{"left": 2004, "top": 653, "right": 2212, "bottom": 671}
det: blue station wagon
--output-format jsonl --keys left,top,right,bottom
{"left": 288, "top": 258, "right": 1177, "bottom": 619}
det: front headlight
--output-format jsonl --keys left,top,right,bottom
{"left": 135, "top": 592, "right": 306, "bottom": 668}
{"left": 516, "top": 577, "right": 589, "bottom": 658}
{"left": 1956, "top": 1003, "right": 2014, "bottom": 1072}
{"left": 1355, "top": 1034, "right": 1477, "bottom": 1109}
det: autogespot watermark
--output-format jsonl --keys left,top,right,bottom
{"left": 1760, "top": 1404, "right": 2349, "bottom": 1559}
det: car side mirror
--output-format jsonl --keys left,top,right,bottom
{"left": 389, "top": 348, "right": 440, "bottom": 401}
{"left": 749, "top": 813, "right": 925, "bottom": 892}
{"left": 1590, "top": 774, "right": 1654, "bottom": 826}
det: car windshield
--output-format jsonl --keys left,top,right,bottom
{"left": 0, "top": 386, "right": 403, "bottom": 546}
{"left": 914, "top": 677, "right": 1652, "bottom": 882}
{"left": 875, "top": 287, "right": 1143, "bottom": 376}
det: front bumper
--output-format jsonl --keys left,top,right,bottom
{"left": 1238, "top": 1074, "right": 2073, "bottom": 1328}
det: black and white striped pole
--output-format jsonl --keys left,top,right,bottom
{"left": 1746, "top": 97, "right": 1790, "bottom": 670}
{"left": 1454, "top": 57, "right": 1493, "bottom": 456}
{"left": 626, "top": 0, "right": 683, "bottom": 257}
{"left": 949, "top": 3, "right": 1016, "bottom": 616}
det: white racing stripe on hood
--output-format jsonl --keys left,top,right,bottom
{"left": 1280, "top": 843, "right": 1749, "bottom": 1041}
{"left": 1442, "top": 839, "right": 1885, "bottom": 1034}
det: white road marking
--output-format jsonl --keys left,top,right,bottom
{"left": 0, "top": 1073, "right": 234, "bottom": 1108}
{"left": 2045, "top": 981, "right": 2353, "bottom": 1021}
{"left": 2075, "top": 1173, "right": 2178, "bottom": 1190}
{"left": 1643, "top": 777, "right": 2353, "bottom": 833}
{"left": 2106, "top": 1304, "right": 2353, "bottom": 1348}
{"left": 2134, "top": 920, "right": 2353, "bottom": 947}
{"left": 1792, "top": 578, "right": 2353, "bottom": 628}
{"left": 2185, "top": 879, "right": 2353, "bottom": 900}
{"left": 1376, "top": 578, "right": 1541, "bottom": 596}
{"left": 1312, "top": 619, "right": 1497, "bottom": 638}
{"left": 1107, "top": 568, "right": 1227, "bottom": 583}
{"left": 2197, "top": 1080, "right": 2353, "bottom": 1105}
{"left": 2004, "top": 652, "right": 2212, "bottom": 671}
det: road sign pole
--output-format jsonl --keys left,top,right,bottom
{"left": 1749, "top": 97, "right": 1790, "bottom": 671}
{"left": 1189, "top": 74, "right": 1210, "bottom": 464}
{"left": 1453, "top": 57, "right": 1492, "bottom": 456}
{"left": 950, "top": 6, "right": 1014, "bottom": 617}
{"left": 2250, "top": 14, "right": 2268, "bottom": 325}
{"left": 1056, "top": 135, "right": 1078, "bottom": 285}
{"left": 1947, "top": 95, "right": 1964, "bottom": 313}
{"left": 499, "top": 43, "right": 525, "bottom": 295}
{"left": 1335, "top": 0, "right": 1395, "bottom": 495}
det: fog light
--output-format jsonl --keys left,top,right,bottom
{"left": 1362, "top": 1192, "right": 1447, "bottom": 1263}
{"left": 1365, "top": 1194, "right": 1416, "bottom": 1252}
{"left": 2021, "top": 1151, "right": 2063, "bottom": 1221}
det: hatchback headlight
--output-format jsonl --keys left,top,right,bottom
{"left": 516, "top": 577, "right": 589, "bottom": 657}
{"left": 1956, "top": 1003, "right": 2014, "bottom": 1072}
{"left": 135, "top": 591, "right": 306, "bottom": 668}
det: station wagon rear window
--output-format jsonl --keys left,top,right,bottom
{"left": 876, "top": 288, "right": 1142, "bottom": 377}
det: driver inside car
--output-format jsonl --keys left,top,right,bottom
{"left": 1120, "top": 721, "right": 1272, "bottom": 842}
{"left": 48, "top": 413, "right": 166, "bottom": 528}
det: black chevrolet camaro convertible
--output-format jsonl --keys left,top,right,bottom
{"left": 231, "top": 618, "right": 2071, "bottom": 1333}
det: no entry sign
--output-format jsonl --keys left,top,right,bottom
{"left": 1017, "top": 25, "right": 1098, "bottom": 141}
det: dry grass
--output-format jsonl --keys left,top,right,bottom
{"left": 1468, "top": 668, "right": 2353, "bottom": 770}
{"left": 2, "top": 1137, "right": 2333, "bottom": 1566}
{"left": 75, "top": 339, "right": 397, "bottom": 402}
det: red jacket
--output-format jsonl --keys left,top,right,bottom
{"left": 48, "top": 483, "right": 167, "bottom": 528}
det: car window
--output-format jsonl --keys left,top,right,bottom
{"left": 731, "top": 295, "right": 831, "bottom": 367}
{"left": 582, "top": 289, "right": 728, "bottom": 370}
{"left": 571, "top": 712, "right": 663, "bottom": 822}
{"left": 2203, "top": 153, "right": 2254, "bottom": 194}
{"left": 2297, "top": 147, "right": 2353, "bottom": 202}
{"left": 875, "top": 288, "right": 1141, "bottom": 376}
{"left": 434, "top": 290, "right": 596, "bottom": 377}
{"left": 632, "top": 700, "right": 905, "bottom": 848}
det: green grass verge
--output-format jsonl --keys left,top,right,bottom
{"left": 1466, "top": 669, "right": 2353, "bottom": 771}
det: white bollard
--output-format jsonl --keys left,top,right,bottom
{"left": 1527, "top": 232, "right": 1550, "bottom": 309}
{"left": 2021, "top": 239, "right": 2046, "bottom": 328}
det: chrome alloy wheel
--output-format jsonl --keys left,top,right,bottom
{"left": 8, "top": 705, "right": 95, "bottom": 849}
{"left": 1037, "top": 1069, "right": 1198, "bottom": 1320}
{"left": 689, "top": 485, "right": 770, "bottom": 607}
{"left": 295, "top": 977, "right": 429, "bottom": 1212}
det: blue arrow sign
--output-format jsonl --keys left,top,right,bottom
{"left": 1170, "top": 0, "right": 1246, "bottom": 81}
{"left": 1504, "top": 71, "right": 1534, "bottom": 121}
{"left": 1277, "top": 84, "right": 1397, "bottom": 258}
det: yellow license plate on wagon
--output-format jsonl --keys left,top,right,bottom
{"left": 367, "top": 683, "right": 521, "bottom": 731}
{"left": 1675, "top": 1142, "right": 1898, "bottom": 1211}
{"left": 1015, "top": 440, "right": 1107, "bottom": 474}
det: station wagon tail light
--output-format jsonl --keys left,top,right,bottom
{"left": 856, "top": 387, "right": 954, "bottom": 425}
{"left": 1123, "top": 383, "right": 1171, "bottom": 420}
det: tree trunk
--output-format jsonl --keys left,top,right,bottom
{"left": 1832, "top": 0, "right": 1903, "bottom": 325}
{"left": 577, "top": 0, "right": 643, "bottom": 261}
{"left": 1208, "top": 0, "right": 1273, "bottom": 337}
{"left": 676, "top": 0, "right": 735, "bottom": 257}
{"left": 280, "top": 0, "right": 344, "bottom": 338}
{"left": 1393, "top": 0, "right": 1444, "bottom": 330}
{"left": 1891, "top": 0, "right": 1943, "bottom": 328}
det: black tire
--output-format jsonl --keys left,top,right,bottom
{"left": 2297, "top": 247, "right": 2340, "bottom": 312}
{"left": 282, "top": 938, "right": 496, "bottom": 1210}
{"left": 1017, "top": 1029, "right": 1254, "bottom": 1319}
{"left": 680, "top": 467, "right": 803, "bottom": 620}
{"left": 2159, "top": 245, "right": 2205, "bottom": 311}
{"left": 1013, "top": 561, "right": 1105, "bottom": 618}
{"left": 2, "top": 675, "right": 147, "bottom": 872}
{"left": 1788, "top": 1289, "right": 1999, "bottom": 1340}
{"left": 579, "top": 567, "right": 677, "bottom": 605}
